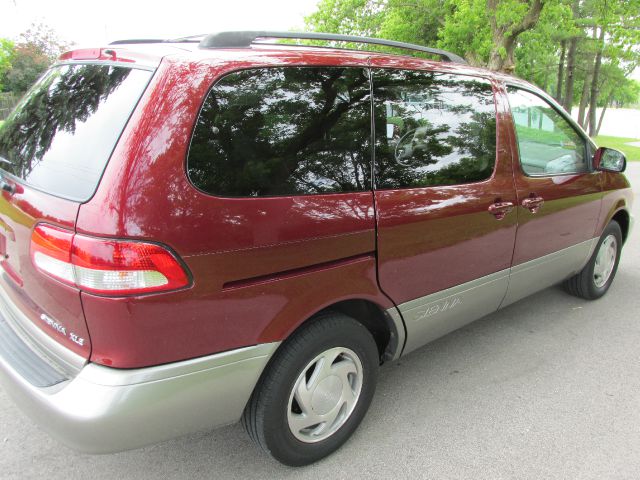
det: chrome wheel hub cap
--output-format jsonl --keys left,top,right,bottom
{"left": 287, "top": 347, "right": 363, "bottom": 443}
{"left": 593, "top": 234, "right": 617, "bottom": 288}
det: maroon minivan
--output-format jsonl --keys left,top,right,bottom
{"left": 0, "top": 32, "right": 632, "bottom": 466}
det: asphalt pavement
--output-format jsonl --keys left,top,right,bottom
{"left": 1, "top": 165, "right": 639, "bottom": 480}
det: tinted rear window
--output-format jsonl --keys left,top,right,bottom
{"left": 0, "top": 64, "right": 152, "bottom": 201}
{"left": 187, "top": 67, "right": 372, "bottom": 197}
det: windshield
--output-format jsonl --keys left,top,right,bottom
{"left": 0, "top": 63, "right": 153, "bottom": 201}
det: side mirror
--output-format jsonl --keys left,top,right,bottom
{"left": 593, "top": 147, "right": 626, "bottom": 173}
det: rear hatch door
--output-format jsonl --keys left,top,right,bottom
{"left": 0, "top": 62, "right": 154, "bottom": 362}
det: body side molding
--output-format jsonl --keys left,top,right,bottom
{"left": 392, "top": 269, "right": 510, "bottom": 355}
{"left": 501, "top": 237, "right": 598, "bottom": 308}
{"left": 392, "top": 238, "right": 599, "bottom": 356}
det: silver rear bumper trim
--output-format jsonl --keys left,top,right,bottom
{"left": 0, "top": 320, "right": 279, "bottom": 453}
{"left": 0, "top": 278, "right": 86, "bottom": 375}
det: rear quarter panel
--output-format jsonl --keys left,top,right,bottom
{"left": 76, "top": 52, "right": 394, "bottom": 368}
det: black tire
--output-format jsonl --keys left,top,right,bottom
{"left": 564, "top": 221, "right": 623, "bottom": 300}
{"left": 242, "top": 312, "right": 379, "bottom": 466}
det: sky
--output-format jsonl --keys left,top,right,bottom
{"left": 1, "top": 0, "right": 638, "bottom": 81}
{"left": 0, "top": 0, "right": 321, "bottom": 46}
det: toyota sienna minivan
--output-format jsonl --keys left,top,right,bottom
{"left": 0, "top": 31, "right": 632, "bottom": 466}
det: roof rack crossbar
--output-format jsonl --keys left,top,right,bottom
{"left": 198, "top": 31, "right": 467, "bottom": 64}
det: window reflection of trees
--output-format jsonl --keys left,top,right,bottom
{"left": 188, "top": 67, "right": 372, "bottom": 197}
{"left": 0, "top": 65, "right": 132, "bottom": 179}
{"left": 373, "top": 70, "right": 497, "bottom": 189}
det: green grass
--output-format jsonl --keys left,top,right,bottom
{"left": 592, "top": 135, "right": 640, "bottom": 162}
{"left": 515, "top": 124, "right": 567, "bottom": 145}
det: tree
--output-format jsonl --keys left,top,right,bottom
{"left": 18, "top": 22, "right": 71, "bottom": 61}
{"left": 2, "top": 22, "right": 73, "bottom": 94}
{"left": 0, "top": 39, "right": 15, "bottom": 91}
{"left": 584, "top": 0, "right": 640, "bottom": 134}
{"left": 437, "top": 0, "right": 550, "bottom": 72}
{"left": 514, "top": 1, "right": 574, "bottom": 95}
{"left": 305, "top": 0, "right": 385, "bottom": 37}
{"left": 3, "top": 44, "right": 50, "bottom": 93}
{"left": 561, "top": 0, "right": 581, "bottom": 113}
{"left": 304, "top": 0, "right": 640, "bottom": 124}
{"left": 486, "top": 0, "right": 546, "bottom": 72}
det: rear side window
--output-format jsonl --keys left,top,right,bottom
{"left": 187, "top": 67, "right": 372, "bottom": 197}
{"left": 373, "top": 70, "right": 497, "bottom": 189}
{"left": 0, "top": 64, "right": 152, "bottom": 201}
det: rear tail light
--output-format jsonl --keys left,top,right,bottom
{"left": 31, "top": 224, "right": 190, "bottom": 295}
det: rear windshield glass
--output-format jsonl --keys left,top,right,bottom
{"left": 0, "top": 64, "right": 152, "bottom": 201}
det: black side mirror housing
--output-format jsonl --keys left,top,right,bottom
{"left": 593, "top": 147, "right": 627, "bottom": 173}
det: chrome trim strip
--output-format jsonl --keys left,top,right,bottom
{"left": 392, "top": 269, "right": 510, "bottom": 355}
{"left": 0, "top": 282, "right": 85, "bottom": 375}
{"left": 501, "top": 238, "right": 597, "bottom": 308}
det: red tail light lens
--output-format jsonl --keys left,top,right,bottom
{"left": 31, "top": 224, "right": 190, "bottom": 295}
{"left": 31, "top": 224, "right": 75, "bottom": 284}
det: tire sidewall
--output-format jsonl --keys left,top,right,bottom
{"left": 584, "top": 222, "right": 623, "bottom": 299}
{"left": 260, "top": 316, "right": 379, "bottom": 466}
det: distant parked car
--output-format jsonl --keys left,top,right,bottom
{"left": 0, "top": 31, "right": 632, "bottom": 466}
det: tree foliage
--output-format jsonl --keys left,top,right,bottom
{"left": 18, "top": 22, "right": 72, "bottom": 62}
{"left": 0, "top": 39, "right": 16, "bottom": 91}
{"left": 3, "top": 44, "right": 50, "bottom": 93}
{"left": 2, "top": 22, "right": 72, "bottom": 94}
{"left": 305, "top": 0, "right": 640, "bottom": 132}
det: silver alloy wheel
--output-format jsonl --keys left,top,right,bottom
{"left": 593, "top": 234, "right": 618, "bottom": 288}
{"left": 287, "top": 347, "right": 363, "bottom": 443}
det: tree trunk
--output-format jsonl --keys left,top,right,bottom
{"left": 486, "top": 0, "right": 544, "bottom": 73}
{"left": 577, "top": 68, "right": 592, "bottom": 129}
{"left": 562, "top": 37, "right": 578, "bottom": 113}
{"left": 562, "top": 0, "right": 580, "bottom": 113}
{"left": 578, "top": 27, "right": 597, "bottom": 129}
{"left": 587, "top": 26, "right": 606, "bottom": 137}
{"left": 556, "top": 39, "right": 566, "bottom": 103}
{"left": 596, "top": 94, "right": 612, "bottom": 136}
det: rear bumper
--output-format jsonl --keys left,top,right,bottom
{"left": 0, "top": 302, "right": 278, "bottom": 453}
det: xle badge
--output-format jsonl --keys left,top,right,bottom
{"left": 39, "top": 313, "right": 85, "bottom": 346}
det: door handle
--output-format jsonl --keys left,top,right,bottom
{"left": 522, "top": 196, "right": 544, "bottom": 214}
{"left": 488, "top": 201, "right": 514, "bottom": 220}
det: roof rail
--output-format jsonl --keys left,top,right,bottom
{"left": 109, "top": 35, "right": 205, "bottom": 45}
{"left": 198, "top": 31, "right": 467, "bottom": 64}
{"left": 109, "top": 39, "right": 168, "bottom": 45}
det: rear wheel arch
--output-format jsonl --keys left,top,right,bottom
{"left": 247, "top": 298, "right": 403, "bottom": 419}
{"left": 323, "top": 299, "right": 404, "bottom": 363}
{"left": 275, "top": 299, "right": 403, "bottom": 365}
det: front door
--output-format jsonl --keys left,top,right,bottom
{"left": 371, "top": 65, "right": 518, "bottom": 354}
{"left": 501, "top": 85, "right": 602, "bottom": 306}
